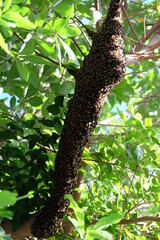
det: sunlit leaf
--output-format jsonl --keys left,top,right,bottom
{"left": 0, "top": 19, "right": 12, "bottom": 37}
{"left": 36, "top": 39, "right": 55, "bottom": 59}
{"left": 12, "top": 0, "right": 25, "bottom": 3}
{"left": 136, "top": 145, "right": 143, "bottom": 161}
{"left": 64, "top": 194, "right": 85, "bottom": 237}
{"left": 58, "top": 26, "right": 81, "bottom": 37}
{"left": 145, "top": 118, "right": 152, "bottom": 127}
{"left": 2, "top": 11, "right": 35, "bottom": 30}
{"left": 0, "top": 209, "right": 13, "bottom": 220}
{"left": 0, "top": 191, "right": 18, "bottom": 208}
{"left": 53, "top": 18, "right": 68, "bottom": 32}
{"left": 16, "top": 58, "right": 29, "bottom": 81}
{"left": 93, "top": 212, "right": 124, "bottom": 230}
{"left": 54, "top": 1, "right": 74, "bottom": 18}
{"left": 0, "top": 33, "right": 9, "bottom": 53}
{"left": 68, "top": 216, "right": 83, "bottom": 238}
{"left": 2, "top": 0, "right": 12, "bottom": 13}
{"left": 116, "top": 107, "right": 127, "bottom": 122}
{"left": 85, "top": 226, "right": 113, "bottom": 240}
{"left": 59, "top": 37, "right": 79, "bottom": 66}
{"left": 20, "top": 39, "right": 36, "bottom": 55}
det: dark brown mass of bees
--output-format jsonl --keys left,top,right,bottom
{"left": 31, "top": 0, "right": 126, "bottom": 238}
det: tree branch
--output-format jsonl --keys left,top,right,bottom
{"left": 121, "top": 4, "right": 143, "bottom": 46}
{"left": 140, "top": 18, "right": 160, "bottom": 43}
{"left": 94, "top": 0, "right": 103, "bottom": 32}
{"left": 119, "top": 216, "right": 160, "bottom": 225}
{"left": 13, "top": 33, "right": 67, "bottom": 69}
{"left": 72, "top": 17, "right": 91, "bottom": 46}
{"left": 31, "top": 0, "right": 126, "bottom": 238}
{"left": 71, "top": 38, "right": 86, "bottom": 57}
{"left": 74, "top": 15, "right": 95, "bottom": 39}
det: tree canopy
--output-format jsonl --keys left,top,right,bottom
{"left": 0, "top": 0, "right": 160, "bottom": 239}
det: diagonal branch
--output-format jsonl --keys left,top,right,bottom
{"left": 94, "top": 0, "right": 103, "bottom": 32}
{"left": 13, "top": 32, "right": 67, "bottom": 69}
{"left": 31, "top": 0, "right": 126, "bottom": 238}
{"left": 119, "top": 216, "right": 160, "bottom": 225}
{"left": 140, "top": 18, "right": 160, "bottom": 43}
{"left": 121, "top": 4, "right": 143, "bottom": 46}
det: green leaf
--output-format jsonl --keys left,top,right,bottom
{"left": 2, "top": 0, "right": 12, "bottom": 13}
{"left": 68, "top": 216, "right": 83, "bottom": 238}
{"left": 77, "top": 3, "right": 92, "bottom": 18}
{"left": 40, "top": 119, "right": 54, "bottom": 127}
{"left": 57, "top": 82, "right": 72, "bottom": 95}
{"left": 54, "top": 2, "right": 74, "bottom": 18}
{"left": 53, "top": 17, "right": 68, "bottom": 32}
{"left": 10, "top": 96, "right": 16, "bottom": 108}
{"left": 0, "top": 33, "right": 9, "bottom": 53}
{"left": 2, "top": 11, "right": 35, "bottom": 30}
{"left": 0, "top": 130, "right": 17, "bottom": 140}
{"left": 16, "top": 58, "right": 29, "bottom": 81}
{"left": 59, "top": 37, "right": 79, "bottom": 66}
{"left": 106, "top": 163, "right": 112, "bottom": 174}
{"left": 14, "top": 86, "right": 24, "bottom": 99}
{"left": 36, "top": 39, "right": 55, "bottom": 59}
{"left": 0, "top": 19, "right": 12, "bottom": 37}
{"left": 64, "top": 194, "right": 85, "bottom": 237}
{"left": 136, "top": 145, "right": 143, "bottom": 161}
{"left": 47, "top": 104, "right": 60, "bottom": 115}
{"left": 12, "top": 0, "right": 25, "bottom": 3}
{"left": 58, "top": 26, "right": 81, "bottom": 37}
{"left": 116, "top": 107, "right": 127, "bottom": 122}
{"left": 0, "top": 209, "right": 13, "bottom": 220}
{"left": 94, "top": 212, "right": 124, "bottom": 230}
{"left": 134, "top": 113, "right": 142, "bottom": 121}
{"left": 0, "top": 191, "right": 18, "bottom": 208}
{"left": 28, "top": 96, "right": 43, "bottom": 107}
{"left": 22, "top": 54, "right": 52, "bottom": 65}
{"left": 35, "top": 9, "right": 48, "bottom": 28}
{"left": 25, "top": 84, "right": 38, "bottom": 98}
{"left": 0, "top": 227, "right": 11, "bottom": 240}
{"left": 20, "top": 39, "right": 36, "bottom": 55}
{"left": 85, "top": 226, "right": 113, "bottom": 240}
{"left": 145, "top": 117, "right": 152, "bottom": 127}
{"left": 65, "top": 0, "right": 81, "bottom": 5}
{"left": 55, "top": 96, "right": 64, "bottom": 107}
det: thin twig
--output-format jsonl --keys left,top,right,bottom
{"left": 74, "top": 15, "right": 94, "bottom": 38}
{"left": 36, "top": 142, "right": 55, "bottom": 153}
{"left": 140, "top": 18, "right": 160, "bottom": 43}
{"left": 121, "top": 4, "right": 143, "bottom": 45}
{"left": 0, "top": 125, "right": 14, "bottom": 131}
{"left": 124, "top": 0, "right": 127, "bottom": 10}
{"left": 14, "top": 32, "right": 67, "bottom": 69}
{"left": 83, "top": 159, "right": 160, "bottom": 180}
{"left": 35, "top": 49, "right": 66, "bottom": 68}
{"left": 119, "top": 216, "right": 160, "bottom": 225}
{"left": 94, "top": 0, "right": 102, "bottom": 32}
{"left": 72, "top": 18, "right": 91, "bottom": 46}
{"left": 98, "top": 123, "right": 138, "bottom": 128}
{"left": 71, "top": 38, "right": 85, "bottom": 57}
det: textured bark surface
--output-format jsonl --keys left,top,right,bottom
{"left": 31, "top": 0, "right": 126, "bottom": 238}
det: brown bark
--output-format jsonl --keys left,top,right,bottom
{"left": 31, "top": 0, "right": 126, "bottom": 238}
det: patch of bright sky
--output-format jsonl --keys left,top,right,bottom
{"left": 143, "top": 0, "right": 155, "bottom": 4}
{"left": 0, "top": 87, "right": 12, "bottom": 107}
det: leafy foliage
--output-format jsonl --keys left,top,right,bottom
{"left": 0, "top": 0, "right": 160, "bottom": 239}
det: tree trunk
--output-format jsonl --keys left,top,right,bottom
{"left": 31, "top": 0, "right": 126, "bottom": 238}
